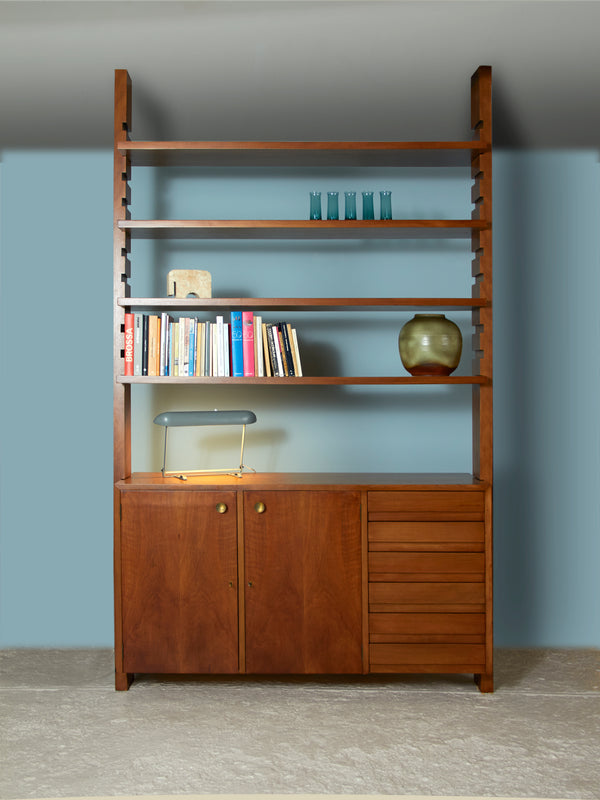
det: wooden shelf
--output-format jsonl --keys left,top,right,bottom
{"left": 118, "top": 297, "right": 488, "bottom": 311}
{"left": 119, "top": 140, "right": 490, "bottom": 167}
{"left": 117, "top": 375, "right": 488, "bottom": 386}
{"left": 119, "top": 219, "right": 489, "bottom": 240}
{"left": 118, "top": 472, "right": 489, "bottom": 491}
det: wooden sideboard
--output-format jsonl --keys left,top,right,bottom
{"left": 115, "top": 473, "right": 492, "bottom": 691}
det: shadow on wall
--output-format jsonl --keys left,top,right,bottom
{"left": 493, "top": 149, "right": 537, "bottom": 645}
{"left": 493, "top": 148, "right": 600, "bottom": 647}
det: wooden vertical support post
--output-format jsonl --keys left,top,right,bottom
{"left": 360, "top": 491, "right": 369, "bottom": 674}
{"left": 480, "top": 483, "right": 494, "bottom": 692}
{"left": 470, "top": 65, "right": 493, "bottom": 484}
{"left": 237, "top": 491, "right": 246, "bottom": 674}
{"left": 471, "top": 65, "right": 493, "bottom": 693}
{"left": 114, "top": 69, "right": 133, "bottom": 690}
{"left": 114, "top": 69, "right": 132, "bottom": 483}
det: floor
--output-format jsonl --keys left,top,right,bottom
{"left": 1, "top": 649, "right": 599, "bottom": 800}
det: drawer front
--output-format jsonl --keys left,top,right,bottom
{"left": 368, "top": 491, "right": 485, "bottom": 520}
{"left": 369, "top": 521, "right": 484, "bottom": 550}
{"left": 369, "top": 613, "right": 485, "bottom": 642}
{"left": 370, "top": 643, "right": 486, "bottom": 668}
{"left": 369, "top": 552, "right": 484, "bottom": 578}
{"left": 369, "top": 581, "right": 485, "bottom": 609}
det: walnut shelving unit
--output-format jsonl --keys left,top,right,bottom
{"left": 113, "top": 67, "right": 493, "bottom": 691}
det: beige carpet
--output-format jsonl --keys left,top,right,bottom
{"left": 9, "top": 795, "right": 585, "bottom": 800}
{"left": 3, "top": 650, "right": 598, "bottom": 800}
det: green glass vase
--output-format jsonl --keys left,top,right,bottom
{"left": 398, "top": 314, "right": 462, "bottom": 376}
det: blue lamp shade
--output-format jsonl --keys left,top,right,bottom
{"left": 153, "top": 410, "right": 257, "bottom": 428}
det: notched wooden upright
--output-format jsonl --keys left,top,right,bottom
{"left": 470, "top": 65, "right": 493, "bottom": 693}
{"left": 113, "top": 69, "right": 133, "bottom": 691}
{"left": 114, "top": 69, "right": 132, "bottom": 483}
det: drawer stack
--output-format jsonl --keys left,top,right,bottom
{"left": 367, "top": 490, "right": 488, "bottom": 675}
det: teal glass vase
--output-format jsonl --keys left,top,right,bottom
{"left": 327, "top": 191, "right": 339, "bottom": 220}
{"left": 380, "top": 190, "right": 392, "bottom": 220}
{"left": 344, "top": 191, "right": 357, "bottom": 220}
{"left": 309, "top": 191, "right": 322, "bottom": 220}
{"left": 362, "top": 191, "right": 374, "bottom": 220}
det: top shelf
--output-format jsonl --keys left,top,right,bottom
{"left": 118, "top": 140, "right": 490, "bottom": 168}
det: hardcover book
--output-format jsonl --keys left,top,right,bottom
{"left": 242, "top": 311, "right": 255, "bottom": 376}
{"left": 160, "top": 312, "right": 171, "bottom": 376}
{"left": 124, "top": 313, "right": 134, "bottom": 376}
{"left": 279, "top": 322, "right": 295, "bottom": 376}
{"left": 266, "top": 323, "right": 284, "bottom": 377}
{"left": 142, "top": 314, "right": 149, "bottom": 376}
{"left": 262, "top": 323, "right": 272, "bottom": 377}
{"left": 216, "top": 315, "right": 225, "bottom": 377}
{"left": 231, "top": 311, "right": 244, "bottom": 377}
{"left": 133, "top": 313, "right": 143, "bottom": 376}
{"left": 254, "top": 315, "right": 264, "bottom": 377}
{"left": 148, "top": 315, "right": 160, "bottom": 376}
{"left": 291, "top": 327, "right": 303, "bottom": 377}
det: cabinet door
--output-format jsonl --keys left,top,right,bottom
{"left": 243, "top": 490, "right": 362, "bottom": 674}
{"left": 120, "top": 491, "right": 238, "bottom": 674}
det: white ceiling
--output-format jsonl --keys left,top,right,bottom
{"left": 1, "top": 0, "right": 600, "bottom": 149}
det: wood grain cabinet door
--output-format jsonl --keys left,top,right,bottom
{"left": 120, "top": 491, "right": 238, "bottom": 674}
{"left": 243, "top": 490, "right": 362, "bottom": 674}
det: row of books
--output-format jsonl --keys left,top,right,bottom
{"left": 123, "top": 311, "right": 303, "bottom": 377}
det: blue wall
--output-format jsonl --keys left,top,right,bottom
{"left": 1, "top": 148, "right": 598, "bottom": 647}
{"left": 128, "top": 162, "right": 475, "bottom": 475}
{"left": 0, "top": 151, "right": 114, "bottom": 646}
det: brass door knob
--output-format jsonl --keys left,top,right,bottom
{"left": 216, "top": 502, "right": 228, "bottom": 514}
{"left": 254, "top": 501, "right": 266, "bottom": 514}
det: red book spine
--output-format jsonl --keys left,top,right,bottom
{"left": 242, "top": 311, "right": 255, "bottom": 376}
{"left": 124, "top": 313, "right": 134, "bottom": 376}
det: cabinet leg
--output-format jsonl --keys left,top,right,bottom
{"left": 474, "top": 672, "right": 493, "bottom": 693}
{"left": 115, "top": 671, "right": 134, "bottom": 691}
